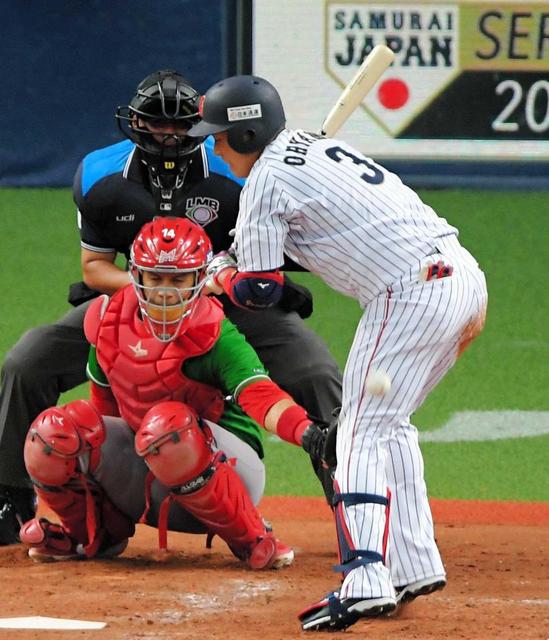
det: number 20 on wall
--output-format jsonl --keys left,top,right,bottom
{"left": 493, "top": 80, "right": 549, "bottom": 133}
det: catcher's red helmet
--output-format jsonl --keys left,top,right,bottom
{"left": 129, "top": 217, "right": 213, "bottom": 341}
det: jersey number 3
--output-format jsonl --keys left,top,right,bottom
{"left": 325, "top": 146, "right": 384, "bottom": 185}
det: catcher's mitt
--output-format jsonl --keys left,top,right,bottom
{"left": 302, "top": 408, "right": 340, "bottom": 507}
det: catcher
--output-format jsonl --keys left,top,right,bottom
{"left": 19, "top": 217, "right": 327, "bottom": 569}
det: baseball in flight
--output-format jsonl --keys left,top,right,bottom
{"left": 365, "top": 369, "right": 391, "bottom": 396}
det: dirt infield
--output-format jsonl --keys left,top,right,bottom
{"left": 2, "top": 497, "right": 548, "bottom": 639}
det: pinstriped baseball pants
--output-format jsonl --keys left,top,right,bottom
{"left": 335, "top": 238, "right": 488, "bottom": 599}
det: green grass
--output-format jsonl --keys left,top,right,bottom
{"left": 1, "top": 187, "right": 548, "bottom": 501}
{"left": 263, "top": 436, "right": 549, "bottom": 502}
{"left": 422, "top": 438, "right": 549, "bottom": 501}
{"left": 0, "top": 189, "right": 82, "bottom": 347}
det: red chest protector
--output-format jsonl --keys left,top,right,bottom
{"left": 84, "top": 288, "right": 226, "bottom": 432}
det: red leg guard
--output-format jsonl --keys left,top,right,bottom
{"left": 137, "top": 402, "right": 293, "bottom": 569}
{"left": 173, "top": 453, "right": 280, "bottom": 568}
{"left": 34, "top": 482, "right": 90, "bottom": 545}
{"left": 28, "top": 482, "right": 134, "bottom": 560}
{"left": 23, "top": 402, "right": 134, "bottom": 558}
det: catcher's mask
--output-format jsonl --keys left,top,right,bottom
{"left": 129, "top": 217, "right": 212, "bottom": 342}
{"left": 116, "top": 70, "right": 205, "bottom": 187}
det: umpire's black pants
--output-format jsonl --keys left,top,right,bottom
{"left": 0, "top": 301, "right": 342, "bottom": 489}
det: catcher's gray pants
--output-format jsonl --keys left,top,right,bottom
{"left": 95, "top": 417, "right": 265, "bottom": 533}
{"left": 0, "top": 302, "right": 342, "bottom": 488}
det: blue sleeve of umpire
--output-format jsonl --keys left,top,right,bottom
{"left": 225, "top": 270, "right": 285, "bottom": 310}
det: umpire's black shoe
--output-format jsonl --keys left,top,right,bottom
{"left": 298, "top": 590, "right": 396, "bottom": 631}
{"left": 395, "top": 575, "right": 447, "bottom": 606}
{"left": 0, "top": 484, "right": 35, "bottom": 545}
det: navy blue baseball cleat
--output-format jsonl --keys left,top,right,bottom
{"left": 298, "top": 590, "right": 396, "bottom": 631}
{"left": 395, "top": 575, "right": 447, "bottom": 606}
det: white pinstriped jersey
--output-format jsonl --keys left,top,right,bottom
{"left": 233, "top": 127, "right": 487, "bottom": 603}
{"left": 234, "top": 129, "right": 459, "bottom": 306}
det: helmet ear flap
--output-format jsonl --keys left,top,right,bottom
{"left": 228, "top": 126, "right": 259, "bottom": 154}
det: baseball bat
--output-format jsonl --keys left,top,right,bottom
{"left": 319, "top": 44, "right": 395, "bottom": 137}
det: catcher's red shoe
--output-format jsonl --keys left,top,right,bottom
{"left": 20, "top": 517, "right": 128, "bottom": 563}
{"left": 271, "top": 538, "right": 295, "bottom": 569}
{"left": 20, "top": 518, "right": 81, "bottom": 562}
{"left": 234, "top": 533, "right": 294, "bottom": 570}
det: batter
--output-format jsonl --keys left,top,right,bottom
{"left": 188, "top": 74, "right": 488, "bottom": 631}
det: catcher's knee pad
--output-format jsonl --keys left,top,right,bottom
{"left": 24, "top": 400, "right": 105, "bottom": 486}
{"left": 135, "top": 401, "right": 213, "bottom": 487}
{"left": 332, "top": 484, "right": 391, "bottom": 576}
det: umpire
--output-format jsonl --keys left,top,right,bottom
{"left": 0, "top": 70, "right": 342, "bottom": 544}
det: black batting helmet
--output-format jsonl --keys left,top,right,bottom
{"left": 116, "top": 70, "right": 204, "bottom": 161}
{"left": 187, "top": 75, "right": 286, "bottom": 153}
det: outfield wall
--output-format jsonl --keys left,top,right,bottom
{"left": 0, "top": 0, "right": 234, "bottom": 187}
{"left": 2, "top": 1, "right": 548, "bottom": 189}
{"left": 251, "top": 0, "right": 549, "bottom": 189}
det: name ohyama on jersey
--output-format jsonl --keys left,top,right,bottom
{"left": 283, "top": 131, "right": 322, "bottom": 166}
